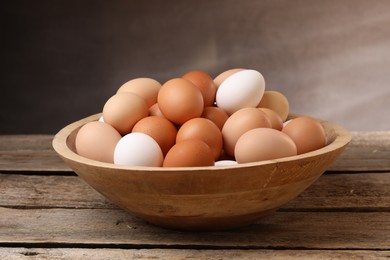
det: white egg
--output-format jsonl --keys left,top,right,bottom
{"left": 216, "top": 69, "right": 265, "bottom": 115}
{"left": 114, "top": 132, "right": 163, "bottom": 167}
{"left": 214, "top": 160, "right": 238, "bottom": 166}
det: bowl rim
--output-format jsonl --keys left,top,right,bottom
{"left": 52, "top": 113, "right": 352, "bottom": 172}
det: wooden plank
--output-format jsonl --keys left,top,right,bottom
{"left": 0, "top": 135, "right": 70, "bottom": 172}
{"left": 0, "top": 207, "right": 388, "bottom": 249}
{"left": 1, "top": 173, "right": 388, "bottom": 210}
{"left": 329, "top": 131, "right": 390, "bottom": 171}
{"left": 1, "top": 132, "right": 389, "bottom": 172}
{"left": 1, "top": 247, "right": 390, "bottom": 260}
{"left": 0, "top": 174, "right": 114, "bottom": 209}
{"left": 284, "top": 172, "right": 390, "bottom": 210}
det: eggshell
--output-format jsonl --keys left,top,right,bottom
{"left": 132, "top": 116, "right": 177, "bottom": 156}
{"left": 282, "top": 116, "right": 327, "bottom": 154}
{"left": 182, "top": 70, "right": 217, "bottom": 107}
{"left": 235, "top": 128, "right": 297, "bottom": 163}
{"left": 103, "top": 92, "right": 149, "bottom": 135}
{"left": 157, "top": 78, "right": 204, "bottom": 125}
{"left": 114, "top": 132, "right": 163, "bottom": 167}
{"left": 257, "top": 91, "right": 289, "bottom": 121}
{"left": 201, "top": 106, "right": 229, "bottom": 131}
{"left": 176, "top": 117, "right": 222, "bottom": 160}
{"left": 213, "top": 68, "right": 245, "bottom": 87}
{"left": 163, "top": 139, "right": 214, "bottom": 167}
{"left": 117, "top": 78, "right": 161, "bottom": 107}
{"left": 215, "top": 160, "right": 238, "bottom": 166}
{"left": 258, "top": 108, "right": 283, "bottom": 130}
{"left": 222, "top": 107, "right": 272, "bottom": 157}
{"left": 75, "top": 121, "right": 121, "bottom": 163}
{"left": 148, "top": 103, "right": 165, "bottom": 117}
{"left": 216, "top": 69, "right": 265, "bottom": 115}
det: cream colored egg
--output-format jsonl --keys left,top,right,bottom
{"left": 235, "top": 128, "right": 297, "bottom": 163}
{"left": 221, "top": 107, "right": 271, "bottom": 157}
{"left": 103, "top": 92, "right": 149, "bottom": 135}
{"left": 75, "top": 121, "right": 121, "bottom": 163}
{"left": 117, "top": 78, "right": 161, "bottom": 107}
{"left": 257, "top": 91, "right": 289, "bottom": 121}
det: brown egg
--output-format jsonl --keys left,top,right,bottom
{"left": 157, "top": 78, "right": 204, "bottom": 125}
{"left": 117, "top": 78, "right": 161, "bottom": 107}
{"left": 103, "top": 92, "right": 149, "bottom": 135}
{"left": 149, "top": 103, "right": 165, "bottom": 117}
{"left": 132, "top": 116, "right": 177, "bottom": 156}
{"left": 258, "top": 108, "right": 283, "bottom": 130}
{"left": 163, "top": 139, "right": 214, "bottom": 167}
{"left": 282, "top": 116, "right": 327, "bottom": 154}
{"left": 182, "top": 70, "right": 217, "bottom": 107}
{"left": 75, "top": 121, "right": 121, "bottom": 163}
{"left": 257, "top": 91, "right": 289, "bottom": 121}
{"left": 235, "top": 128, "right": 297, "bottom": 163}
{"left": 213, "top": 68, "right": 245, "bottom": 87}
{"left": 201, "top": 106, "right": 229, "bottom": 131}
{"left": 176, "top": 118, "right": 222, "bottom": 160}
{"left": 222, "top": 107, "right": 272, "bottom": 157}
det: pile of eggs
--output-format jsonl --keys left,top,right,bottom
{"left": 75, "top": 68, "right": 327, "bottom": 167}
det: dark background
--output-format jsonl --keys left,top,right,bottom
{"left": 2, "top": 0, "right": 389, "bottom": 134}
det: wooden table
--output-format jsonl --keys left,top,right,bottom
{"left": 1, "top": 132, "right": 389, "bottom": 259}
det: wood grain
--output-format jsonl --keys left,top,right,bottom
{"left": 0, "top": 135, "right": 69, "bottom": 172}
{"left": 1, "top": 132, "right": 389, "bottom": 172}
{"left": 0, "top": 173, "right": 388, "bottom": 211}
{"left": 329, "top": 131, "right": 390, "bottom": 171}
{"left": 0, "top": 207, "right": 389, "bottom": 249}
{"left": 1, "top": 248, "right": 389, "bottom": 260}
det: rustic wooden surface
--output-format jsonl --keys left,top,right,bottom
{"left": 0, "top": 133, "right": 389, "bottom": 259}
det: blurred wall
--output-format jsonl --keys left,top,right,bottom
{"left": 1, "top": 0, "right": 389, "bottom": 134}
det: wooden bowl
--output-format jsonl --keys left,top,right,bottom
{"left": 52, "top": 113, "right": 351, "bottom": 231}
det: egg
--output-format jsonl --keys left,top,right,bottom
{"left": 257, "top": 91, "right": 289, "bottom": 121}
{"left": 201, "top": 106, "right": 229, "bottom": 131}
{"left": 283, "top": 119, "right": 292, "bottom": 127}
{"left": 148, "top": 103, "right": 165, "bottom": 117}
{"left": 235, "top": 128, "right": 297, "bottom": 163}
{"left": 214, "top": 160, "right": 238, "bottom": 166}
{"left": 176, "top": 117, "right": 222, "bottom": 160}
{"left": 216, "top": 69, "right": 265, "bottom": 115}
{"left": 132, "top": 116, "right": 177, "bottom": 156}
{"left": 213, "top": 68, "right": 245, "bottom": 87}
{"left": 258, "top": 108, "right": 283, "bottom": 130}
{"left": 157, "top": 78, "right": 204, "bottom": 125}
{"left": 282, "top": 116, "right": 327, "bottom": 154}
{"left": 222, "top": 107, "right": 272, "bottom": 157}
{"left": 75, "top": 121, "right": 121, "bottom": 163}
{"left": 103, "top": 92, "right": 149, "bottom": 135}
{"left": 117, "top": 78, "right": 161, "bottom": 107}
{"left": 182, "top": 70, "right": 217, "bottom": 107}
{"left": 163, "top": 139, "right": 214, "bottom": 167}
{"left": 114, "top": 132, "right": 163, "bottom": 167}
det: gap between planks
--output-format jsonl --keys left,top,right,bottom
{"left": 1, "top": 247, "right": 390, "bottom": 260}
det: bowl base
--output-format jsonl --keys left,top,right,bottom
{"left": 137, "top": 208, "right": 278, "bottom": 231}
